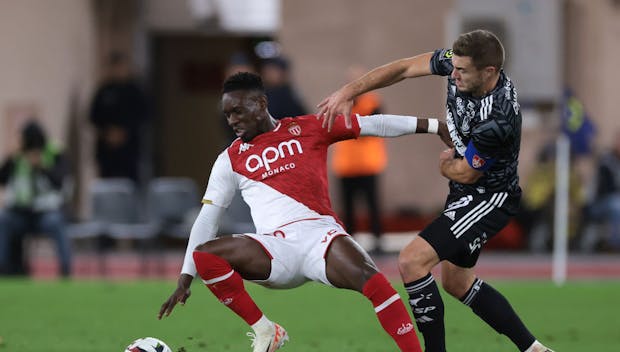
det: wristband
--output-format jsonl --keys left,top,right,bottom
{"left": 428, "top": 118, "right": 439, "bottom": 134}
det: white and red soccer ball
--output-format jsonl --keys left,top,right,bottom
{"left": 124, "top": 337, "right": 172, "bottom": 352}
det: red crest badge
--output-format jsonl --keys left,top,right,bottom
{"left": 472, "top": 154, "right": 485, "bottom": 169}
{"left": 288, "top": 122, "right": 301, "bottom": 136}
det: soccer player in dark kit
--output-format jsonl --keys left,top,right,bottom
{"left": 318, "top": 29, "right": 554, "bottom": 352}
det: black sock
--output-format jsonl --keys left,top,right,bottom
{"left": 462, "top": 278, "right": 536, "bottom": 351}
{"left": 404, "top": 273, "right": 446, "bottom": 352}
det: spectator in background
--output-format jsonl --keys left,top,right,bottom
{"left": 517, "top": 143, "right": 585, "bottom": 252}
{"left": 225, "top": 52, "right": 256, "bottom": 78}
{"left": 89, "top": 51, "right": 149, "bottom": 184}
{"left": 586, "top": 130, "right": 620, "bottom": 250}
{"left": 332, "top": 65, "right": 388, "bottom": 255}
{"left": 260, "top": 56, "right": 307, "bottom": 119}
{"left": 0, "top": 120, "right": 71, "bottom": 277}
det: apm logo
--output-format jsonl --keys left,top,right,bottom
{"left": 245, "top": 139, "right": 303, "bottom": 172}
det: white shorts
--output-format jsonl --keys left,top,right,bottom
{"left": 238, "top": 217, "right": 349, "bottom": 289}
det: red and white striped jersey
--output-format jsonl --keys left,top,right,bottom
{"left": 203, "top": 115, "right": 360, "bottom": 234}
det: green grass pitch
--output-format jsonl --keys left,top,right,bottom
{"left": 1, "top": 279, "right": 619, "bottom": 351}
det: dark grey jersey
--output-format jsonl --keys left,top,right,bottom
{"left": 430, "top": 48, "right": 522, "bottom": 197}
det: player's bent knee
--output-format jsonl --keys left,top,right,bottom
{"left": 358, "top": 265, "right": 380, "bottom": 289}
{"left": 193, "top": 243, "right": 215, "bottom": 257}
{"left": 397, "top": 251, "right": 428, "bottom": 279}
{"left": 330, "top": 262, "right": 379, "bottom": 292}
{"left": 194, "top": 242, "right": 211, "bottom": 252}
{"left": 193, "top": 241, "right": 229, "bottom": 262}
{"left": 193, "top": 237, "right": 234, "bottom": 255}
{"left": 398, "top": 242, "right": 436, "bottom": 280}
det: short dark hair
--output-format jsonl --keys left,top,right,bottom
{"left": 222, "top": 72, "right": 265, "bottom": 94}
{"left": 453, "top": 29, "right": 504, "bottom": 70}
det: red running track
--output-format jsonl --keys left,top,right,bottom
{"left": 25, "top": 251, "right": 620, "bottom": 281}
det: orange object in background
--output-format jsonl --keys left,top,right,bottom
{"left": 332, "top": 92, "right": 387, "bottom": 177}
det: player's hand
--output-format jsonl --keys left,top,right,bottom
{"left": 437, "top": 122, "right": 453, "bottom": 147}
{"left": 158, "top": 274, "right": 193, "bottom": 319}
{"left": 316, "top": 88, "right": 354, "bottom": 132}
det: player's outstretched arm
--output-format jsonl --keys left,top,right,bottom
{"left": 412, "top": 118, "right": 452, "bottom": 147}
{"left": 358, "top": 114, "right": 452, "bottom": 147}
{"left": 158, "top": 273, "right": 193, "bottom": 319}
{"left": 317, "top": 52, "right": 434, "bottom": 132}
{"left": 158, "top": 203, "right": 225, "bottom": 319}
{"left": 437, "top": 120, "right": 453, "bottom": 147}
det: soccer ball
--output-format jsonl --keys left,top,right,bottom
{"left": 124, "top": 337, "right": 172, "bottom": 352}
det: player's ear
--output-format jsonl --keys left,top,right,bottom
{"left": 257, "top": 94, "right": 268, "bottom": 111}
{"left": 483, "top": 66, "right": 497, "bottom": 78}
{"left": 254, "top": 94, "right": 270, "bottom": 121}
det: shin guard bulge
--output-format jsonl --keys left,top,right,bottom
{"left": 193, "top": 251, "right": 263, "bottom": 325}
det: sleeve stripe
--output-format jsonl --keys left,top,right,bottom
{"left": 480, "top": 96, "right": 494, "bottom": 121}
{"left": 202, "top": 199, "right": 213, "bottom": 204}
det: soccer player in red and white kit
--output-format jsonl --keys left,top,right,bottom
{"left": 158, "top": 72, "right": 448, "bottom": 352}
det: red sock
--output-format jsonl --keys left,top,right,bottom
{"left": 363, "top": 273, "right": 422, "bottom": 352}
{"left": 193, "top": 251, "right": 263, "bottom": 325}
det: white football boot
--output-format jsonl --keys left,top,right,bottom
{"left": 527, "top": 341, "right": 555, "bottom": 352}
{"left": 247, "top": 322, "right": 289, "bottom": 352}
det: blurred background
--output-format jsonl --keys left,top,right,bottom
{"left": 0, "top": 0, "right": 619, "bottom": 279}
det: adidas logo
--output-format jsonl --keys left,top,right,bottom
{"left": 444, "top": 211, "right": 455, "bottom": 221}
{"left": 415, "top": 315, "right": 434, "bottom": 323}
{"left": 396, "top": 323, "right": 414, "bottom": 335}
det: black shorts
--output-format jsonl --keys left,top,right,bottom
{"left": 419, "top": 191, "right": 520, "bottom": 268}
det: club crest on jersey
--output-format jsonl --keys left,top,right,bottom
{"left": 288, "top": 122, "right": 302, "bottom": 136}
{"left": 472, "top": 154, "right": 485, "bottom": 169}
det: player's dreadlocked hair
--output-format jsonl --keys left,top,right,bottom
{"left": 222, "top": 72, "right": 265, "bottom": 94}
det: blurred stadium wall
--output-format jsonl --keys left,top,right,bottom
{"left": 0, "top": 0, "right": 618, "bottom": 217}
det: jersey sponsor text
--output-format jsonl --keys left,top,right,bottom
{"left": 245, "top": 139, "right": 303, "bottom": 174}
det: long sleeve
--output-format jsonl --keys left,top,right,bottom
{"left": 180, "top": 203, "right": 225, "bottom": 276}
{"left": 358, "top": 114, "right": 418, "bottom": 137}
